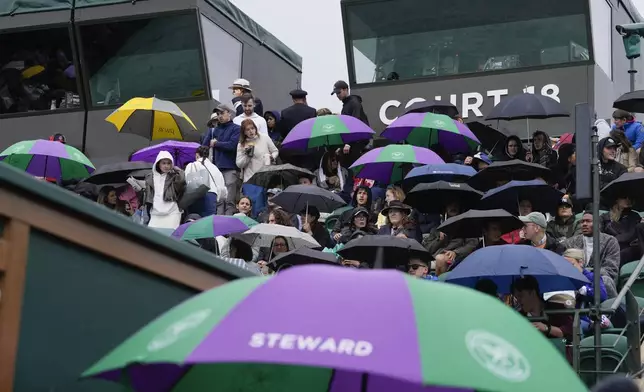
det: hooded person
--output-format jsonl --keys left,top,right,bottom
{"left": 598, "top": 136, "right": 628, "bottom": 189}
{"left": 612, "top": 109, "right": 644, "bottom": 151}
{"left": 264, "top": 110, "right": 282, "bottom": 144}
{"left": 496, "top": 135, "right": 526, "bottom": 161}
{"left": 530, "top": 130, "right": 557, "bottom": 168}
{"left": 130, "top": 151, "right": 186, "bottom": 229}
{"left": 313, "top": 151, "right": 349, "bottom": 193}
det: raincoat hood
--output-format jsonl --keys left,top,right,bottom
{"left": 532, "top": 130, "right": 553, "bottom": 152}
{"left": 154, "top": 150, "right": 174, "bottom": 175}
{"left": 264, "top": 110, "right": 281, "bottom": 123}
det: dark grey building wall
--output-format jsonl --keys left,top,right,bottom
{"left": 352, "top": 65, "right": 593, "bottom": 137}
{"left": 0, "top": 0, "right": 301, "bottom": 164}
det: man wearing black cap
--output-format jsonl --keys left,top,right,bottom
{"left": 278, "top": 89, "right": 318, "bottom": 169}
{"left": 278, "top": 89, "right": 316, "bottom": 140}
{"left": 598, "top": 136, "right": 627, "bottom": 188}
{"left": 331, "top": 80, "right": 371, "bottom": 166}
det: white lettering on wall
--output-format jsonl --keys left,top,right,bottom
{"left": 462, "top": 92, "right": 483, "bottom": 118}
{"left": 377, "top": 84, "right": 561, "bottom": 125}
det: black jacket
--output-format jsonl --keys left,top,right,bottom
{"left": 600, "top": 210, "right": 641, "bottom": 248}
{"left": 279, "top": 103, "right": 317, "bottom": 139}
{"left": 341, "top": 95, "right": 369, "bottom": 126}
{"left": 598, "top": 137, "right": 628, "bottom": 188}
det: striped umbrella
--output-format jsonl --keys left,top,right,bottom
{"left": 81, "top": 265, "right": 586, "bottom": 392}
{"left": 281, "top": 115, "right": 375, "bottom": 150}
{"left": 106, "top": 97, "right": 198, "bottom": 141}
{"left": 172, "top": 215, "right": 258, "bottom": 240}
{"left": 381, "top": 113, "right": 480, "bottom": 153}
{"left": 349, "top": 145, "right": 444, "bottom": 184}
{"left": 0, "top": 139, "right": 94, "bottom": 180}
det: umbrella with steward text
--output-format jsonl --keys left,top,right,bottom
{"left": 82, "top": 265, "right": 586, "bottom": 392}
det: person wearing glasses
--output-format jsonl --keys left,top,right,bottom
{"left": 257, "top": 236, "right": 290, "bottom": 275}
{"left": 408, "top": 258, "right": 438, "bottom": 280}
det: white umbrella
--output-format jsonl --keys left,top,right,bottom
{"left": 235, "top": 224, "right": 320, "bottom": 249}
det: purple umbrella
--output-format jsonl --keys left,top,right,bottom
{"left": 382, "top": 113, "right": 480, "bottom": 154}
{"left": 131, "top": 141, "right": 200, "bottom": 168}
{"left": 281, "top": 115, "right": 375, "bottom": 150}
{"left": 350, "top": 145, "right": 444, "bottom": 183}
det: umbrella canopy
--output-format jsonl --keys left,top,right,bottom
{"left": 281, "top": 115, "right": 375, "bottom": 150}
{"left": 0, "top": 139, "right": 95, "bottom": 180}
{"left": 480, "top": 180, "right": 564, "bottom": 215}
{"left": 406, "top": 181, "right": 483, "bottom": 214}
{"left": 270, "top": 247, "right": 339, "bottom": 270}
{"left": 246, "top": 164, "right": 314, "bottom": 188}
{"left": 83, "top": 161, "right": 152, "bottom": 185}
{"left": 467, "top": 160, "right": 552, "bottom": 192}
{"left": 552, "top": 133, "right": 574, "bottom": 150}
{"left": 381, "top": 113, "right": 480, "bottom": 154}
{"left": 235, "top": 223, "right": 320, "bottom": 249}
{"left": 271, "top": 184, "right": 347, "bottom": 214}
{"left": 485, "top": 93, "right": 570, "bottom": 120}
{"left": 149, "top": 227, "right": 199, "bottom": 246}
{"left": 403, "top": 164, "right": 476, "bottom": 192}
{"left": 131, "top": 141, "right": 201, "bottom": 168}
{"left": 350, "top": 145, "right": 444, "bottom": 184}
{"left": 613, "top": 90, "right": 644, "bottom": 113}
{"left": 446, "top": 245, "right": 590, "bottom": 293}
{"left": 437, "top": 209, "right": 523, "bottom": 239}
{"left": 106, "top": 97, "right": 198, "bottom": 141}
{"left": 601, "top": 172, "right": 644, "bottom": 210}
{"left": 464, "top": 121, "right": 511, "bottom": 153}
{"left": 337, "top": 235, "right": 429, "bottom": 267}
{"left": 404, "top": 99, "right": 459, "bottom": 118}
{"left": 172, "top": 215, "right": 258, "bottom": 240}
{"left": 82, "top": 265, "right": 586, "bottom": 392}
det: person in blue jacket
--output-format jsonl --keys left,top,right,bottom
{"left": 612, "top": 109, "right": 644, "bottom": 151}
{"left": 202, "top": 104, "right": 241, "bottom": 215}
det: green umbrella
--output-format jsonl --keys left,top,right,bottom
{"left": 0, "top": 139, "right": 95, "bottom": 180}
{"left": 172, "top": 215, "right": 258, "bottom": 240}
{"left": 82, "top": 266, "right": 586, "bottom": 392}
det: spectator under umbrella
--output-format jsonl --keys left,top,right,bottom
{"left": 378, "top": 201, "right": 421, "bottom": 243}
{"left": 338, "top": 207, "right": 377, "bottom": 244}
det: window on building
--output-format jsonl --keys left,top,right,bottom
{"left": 0, "top": 27, "right": 79, "bottom": 115}
{"left": 80, "top": 13, "right": 206, "bottom": 106}
{"left": 345, "top": 0, "right": 591, "bottom": 84}
{"left": 200, "top": 15, "right": 243, "bottom": 103}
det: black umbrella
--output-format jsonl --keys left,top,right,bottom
{"left": 480, "top": 179, "right": 564, "bottom": 215}
{"left": 465, "top": 121, "right": 512, "bottom": 153}
{"left": 83, "top": 161, "right": 152, "bottom": 185}
{"left": 270, "top": 247, "right": 339, "bottom": 271}
{"left": 613, "top": 90, "right": 644, "bottom": 114}
{"left": 601, "top": 172, "right": 644, "bottom": 210}
{"left": 271, "top": 184, "right": 346, "bottom": 214}
{"left": 404, "top": 100, "right": 459, "bottom": 118}
{"left": 246, "top": 164, "right": 314, "bottom": 188}
{"left": 437, "top": 209, "right": 523, "bottom": 239}
{"left": 467, "top": 160, "right": 552, "bottom": 192}
{"left": 486, "top": 93, "right": 570, "bottom": 120}
{"left": 405, "top": 181, "right": 483, "bottom": 214}
{"left": 337, "top": 235, "right": 429, "bottom": 269}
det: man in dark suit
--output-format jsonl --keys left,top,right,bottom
{"left": 278, "top": 89, "right": 317, "bottom": 140}
{"left": 278, "top": 89, "right": 319, "bottom": 170}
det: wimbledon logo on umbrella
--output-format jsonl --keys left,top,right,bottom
{"left": 249, "top": 332, "right": 373, "bottom": 357}
{"left": 321, "top": 124, "right": 336, "bottom": 132}
{"left": 465, "top": 330, "right": 530, "bottom": 382}
{"left": 147, "top": 309, "right": 212, "bottom": 352}
{"left": 390, "top": 151, "right": 405, "bottom": 160}
{"left": 432, "top": 119, "right": 447, "bottom": 128}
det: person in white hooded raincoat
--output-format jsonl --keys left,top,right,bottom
{"left": 130, "top": 151, "right": 186, "bottom": 229}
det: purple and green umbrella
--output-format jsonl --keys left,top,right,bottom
{"left": 0, "top": 139, "right": 95, "bottom": 180}
{"left": 172, "top": 215, "right": 258, "bottom": 240}
{"left": 281, "top": 115, "right": 375, "bottom": 150}
{"left": 349, "top": 145, "right": 444, "bottom": 184}
{"left": 382, "top": 113, "right": 480, "bottom": 154}
{"left": 82, "top": 265, "right": 586, "bottom": 392}
{"left": 131, "top": 141, "right": 201, "bottom": 168}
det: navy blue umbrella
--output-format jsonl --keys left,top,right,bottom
{"left": 480, "top": 179, "right": 564, "bottom": 215}
{"left": 485, "top": 93, "right": 570, "bottom": 120}
{"left": 445, "top": 245, "right": 590, "bottom": 293}
{"left": 403, "top": 163, "right": 476, "bottom": 191}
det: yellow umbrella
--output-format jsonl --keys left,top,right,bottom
{"left": 106, "top": 97, "right": 198, "bottom": 141}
